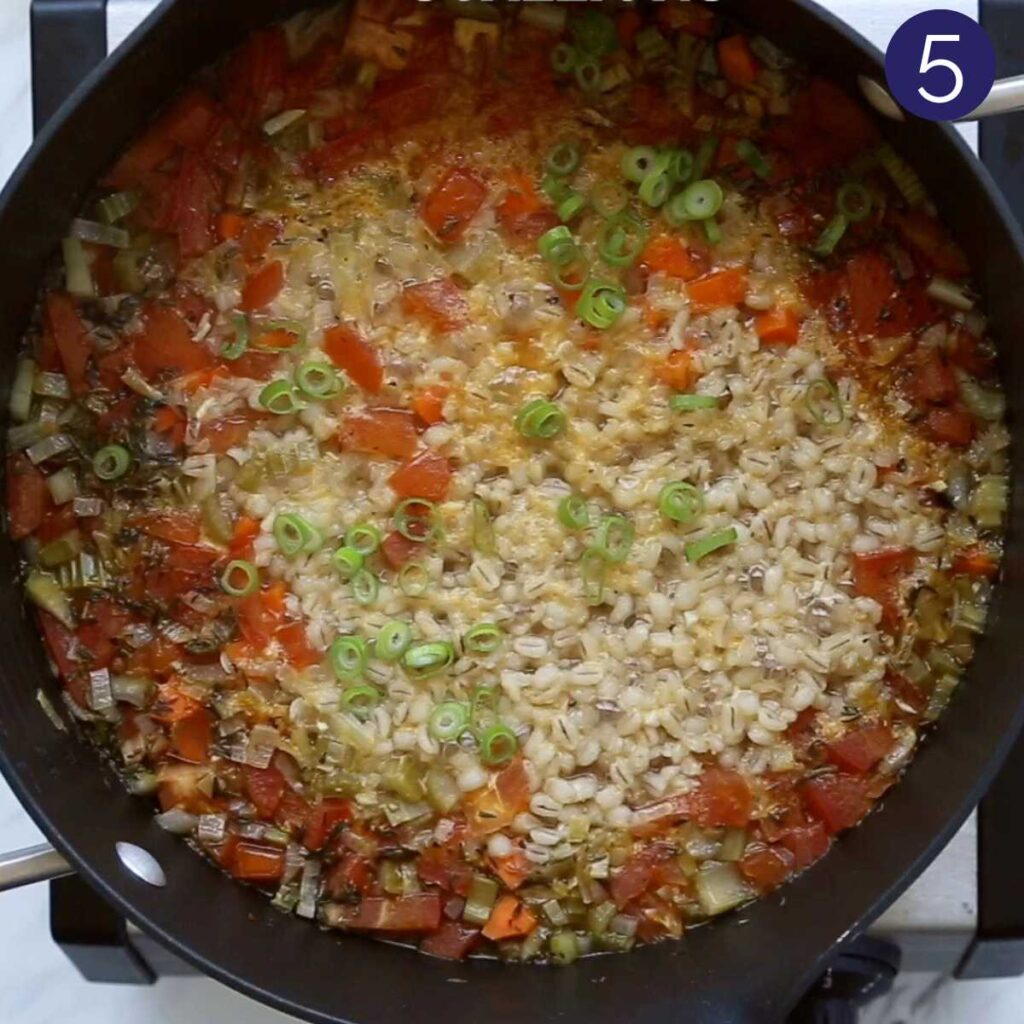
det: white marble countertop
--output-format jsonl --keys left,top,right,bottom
{"left": 0, "top": 2, "right": 986, "bottom": 1022}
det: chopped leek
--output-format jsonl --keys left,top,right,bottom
{"left": 9, "top": 359, "right": 36, "bottom": 423}
{"left": 63, "top": 238, "right": 94, "bottom": 299}
{"left": 26, "top": 572, "right": 74, "bottom": 627}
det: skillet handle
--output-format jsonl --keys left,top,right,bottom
{"left": 0, "top": 842, "right": 72, "bottom": 892}
{"left": 30, "top": 0, "right": 109, "bottom": 135}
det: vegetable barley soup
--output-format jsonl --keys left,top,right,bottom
{"left": 7, "top": 0, "right": 1008, "bottom": 962}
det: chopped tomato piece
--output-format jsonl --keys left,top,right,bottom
{"left": 420, "top": 921, "right": 481, "bottom": 960}
{"left": 411, "top": 385, "right": 449, "bottom": 425}
{"left": 229, "top": 516, "right": 260, "bottom": 561}
{"left": 135, "top": 508, "right": 202, "bottom": 545}
{"left": 891, "top": 209, "right": 969, "bottom": 278}
{"left": 740, "top": 844, "right": 796, "bottom": 890}
{"left": 325, "top": 854, "right": 375, "bottom": 898}
{"left": 690, "top": 768, "right": 754, "bottom": 828}
{"left": 340, "top": 409, "right": 418, "bottom": 460}
{"left": 240, "top": 260, "right": 285, "bottom": 312}
{"left": 277, "top": 620, "right": 319, "bottom": 669}
{"left": 496, "top": 170, "right": 544, "bottom": 236}
{"left": 45, "top": 293, "right": 91, "bottom": 395}
{"left": 851, "top": 547, "right": 915, "bottom": 630}
{"left": 303, "top": 798, "right": 353, "bottom": 852}
{"left": 222, "top": 349, "right": 281, "bottom": 381}
{"left": 755, "top": 307, "right": 802, "bottom": 345}
{"left": 402, "top": 279, "right": 470, "bottom": 332}
{"left": 323, "top": 324, "right": 383, "bottom": 393}
{"left": 490, "top": 848, "right": 530, "bottom": 891}
{"left": 802, "top": 774, "right": 873, "bottom": 833}
{"left": 827, "top": 723, "right": 895, "bottom": 774}
{"left": 641, "top": 235, "right": 701, "bottom": 280}
{"left": 237, "top": 582, "right": 287, "bottom": 649}
{"left": 776, "top": 820, "right": 831, "bottom": 870}
{"left": 610, "top": 852, "right": 657, "bottom": 909}
{"left": 217, "top": 211, "right": 246, "bottom": 242}
{"left": 381, "top": 530, "right": 420, "bottom": 568}
{"left": 244, "top": 764, "right": 287, "bottom": 818}
{"left": 687, "top": 267, "right": 748, "bottom": 313}
{"left": 39, "top": 611, "right": 79, "bottom": 681}
{"left": 846, "top": 251, "right": 896, "bottom": 337}
{"left": 7, "top": 455, "right": 49, "bottom": 540}
{"left": 132, "top": 304, "right": 214, "bottom": 379}
{"left": 389, "top": 450, "right": 452, "bottom": 502}
{"left": 170, "top": 707, "right": 213, "bottom": 763}
{"left": 231, "top": 842, "right": 286, "bottom": 883}
{"left": 198, "top": 415, "right": 257, "bottom": 454}
{"left": 421, "top": 167, "right": 488, "bottom": 243}
{"left": 952, "top": 546, "right": 999, "bottom": 578}
{"left": 926, "top": 407, "right": 974, "bottom": 447}
{"left": 465, "top": 758, "right": 531, "bottom": 836}
{"left": 804, "top": 78, "right": 879, "bottom": 162}
{"left": 173, "top": 152, "right": 222, "bottom": 258}
{"left": 240, "top": 218, "right": 280, "bottom": 266}
{"left": 331, "top": 894, "right": 442, "bottom": 933}
{"left": 908, "top": 349, "right": 957, "bottom": 405}
{"left": 654, "top": 350, "right": 696, "bottom": 391}
{"left": 718, "top": 35, "right": 759, "bottom": 87}
{"left": 482, "top": 896, "right": 537, "bottom": 941}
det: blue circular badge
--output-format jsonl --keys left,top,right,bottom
{"left": 885, "top": 9, "right": 995, "bottom": 121}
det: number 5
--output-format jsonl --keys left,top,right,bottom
{"left": 918, "top": 34, "right": 964, "bottom": 104}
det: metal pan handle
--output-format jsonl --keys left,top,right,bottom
{"left": 0, "top": 842, "right": 71, "bottom": 892}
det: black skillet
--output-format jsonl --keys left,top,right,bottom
{"left": 0, "top": 2, "right": 1021, "bottom": 1022}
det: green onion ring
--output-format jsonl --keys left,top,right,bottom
{"left": 220, "top": 559, "right": 259, "bottom": 597}
{"left": 557, "top": 192, "right": 588, "bottom": 223}
{"left": 479, "top": 723, "right": 519, "bottom": 767}
{"left": 296, "top": 361, "right": 344, "bottom": 399}
{"left": 550, "top": 42, "right": 578, "bottom": 76}
{"left": 376, "top": 621, "right": 412, "bottom": 661}
{"left": 621, "top": 146, "right": 658, "bottom": 185}
{"left": 340, "top": 684, "right": 380, "bottom": 719}
{"left": 351, "top": 568, "right": 379, "bottom": 606}
{"left": 806, "top": 378, "right": 845, "bottom": 425}
{"left": 258, "top": 379, "right": 303, "bottom": 415}
{"left": 679, "top": 179, "right": 724, "bottom": 220}
{"left": 594, "top": 514, "right": 635, "bottom": 563}
{"left": 464, "top": 622, "right": 504, "bottom": 655}
{"left": 597, "top": 214, "right": 647, "bottom": 268}
{"left": 398, "top": 561, "right": 431, "bottom": 596}
{"left": 515, "top": 399, "right": 567, "bottom": 440}
{"left": 546, "top": 141, "right": 582, "bottom": 178}
{"left": 345, "top": 522, "right": 381, "bottom": 556}
{"left": 658, "top": 481, "right": 704, "bottom": 524}
{"left": 332, "top": 545, "right": 365, "bottom": 579}
{"left": 429, "top": 701, "right": 471, "bottom": 742}
{"left": 692, "top": 135, "right": 719, "bottom": 181}
{"left": 394, "top": 499, "right": 441, "bottom": 543}
{"left": 273, "top": 512, "right": 322, "bottom": 557}
{"left": 92, "top": 444, "right": 131, "bottom": 481}
{"left": 329, "top": 635, "right": 369, "bottom": 680}
{"left": 557, "top": 494, "right": 590, "bottom": 530}
{"left": 837, "top": 182, "right": 873, "bottom": 223}
{"left": 223, "top": 314, "right": 249, "bottom": 360}
{"left": 574, "top": 57, "right": 602, "bottom": 93}
{"left": 813, "top": 214, "right": 849, "bottom": 257}
{"left": 402, "top": 640, "right": 456, "bottom": 680}
{"left": 577, "top": 278, "right": 627, "bottom": 330}
{"left": 666, "top": 148, "right": 695, "bottom": 184}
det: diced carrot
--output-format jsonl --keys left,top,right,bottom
{"left": 687, "top": 266, "right": 748, "bottom": 312}
{"left": 412, "top": 385, "right": 450, "bottom": 425}
{"left": 465, "top": 759, "right": 531, "bottom": 836}
{"left": 340, "top": 409, "right": 418, "bottom": 460}
{"left": 323, "top": 324, "right": 383, "bottom": 393}
{"left": 718, "top": 35, "right": 759, "bottom": 87}
{"left": 421, "top": 167, "right": 488, "bottom": 243}
{"left": 654, "top": 350, "right": 696, "bottom": 391}
{"left": 132, "top": 304, "right": 214, "bottom": 379}
{"left": 278, "top": 620, "right": 320, "bottom": 669}
{"left": 402, "top": 279, "right": 470, "bottom": 332}
{"left": 926, "top": 407, "right": 974, "bottom": 447}
{"left": 491, "top": 848, "right": 530, "bottom": 891}
{"left": 641, "top": 236, "right": 700, "bottom": 280}
{"left": 7, "top": 455, "right": 49, "bottom": 541}
{"left": 217, "top": 211, "right": 246, "bottom": 241}
{"left": 381, "top": 530, "right": 420, "bottom": 568}
{"left": 240, "top": 260, "right": 285, "bottom": 312}
{"left": 230, "top": 516, "right": 261, "bottom": 560}
{"left": 755, "top": 307, "right": 802, "bottom": 345}
{"left": 170, "top": 707, "right": 213, "bottom": 763}
{"left": 482, "top": 896, "right": 537, "bottom": 941}
{"left": 389, "top": 450, "right": 452, "bottom": 502}
{"left": 46, "top": 293, "right": 92, "bottom": 395}
{"left": 238, "top": 583, "right": 287, "bottom": 649}
{"left": 952, "top": 546, "right": 999, "bottom": 578}
{"left": 231, "top": 842, "right": 286, "bottom": 883}
{"left": 153, "top": 406, "right": 185, "bottom": 433}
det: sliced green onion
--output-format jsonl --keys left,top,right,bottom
{"left": 813, "top": 214, "right": 849, "bottom": 257}
{"left": 403, "top": 640, "right": 456, "bottom": 680}
{"left": 679, "top": 179, "right": 723, "bottom": 220}
{"left": 552, "top": 256, "right": 589, "bottom": 291}
{"left": 259, "top": 379, "right": 303, "bottom": 415}
{"left": 332, "top": 546, "right": 365, "bottom": 579}
{"left": 621, "top": 146, "right": 658, "bottom": 185}
{"left": 590, "top": 181, "right": 630, "bottom": 219}
{"left": 221, "top": 560, "right": 259, "bottom": 597}
{"left": 398, "top": 561, "right": 431, "bottom": 596}
{"left": 542, "top": 174, "right": 572, "bottom": 205}
{"left": 516, "top": 399, "right": 567, "bottom": 440}
{"left": 658, "top": 481, "right": 704, "bottom": 524}
{"left": 572, "top": 9, "right": 618, "bottom": 56}
{"left": 685, "top": 527, "right": 739, "bottom": 564}
{"left": 666, "top": 149, "right": 695, "bottom": 184}
{"left": 664, "top": 192, "right": 696, "bottom": 228}
{"left": 296, "top": 361, "right": 344, "bottom": 399}
{"left": 671, "top": 393, "right": 721, "bottom": 412}
{"left": 274, "top": 512, "right": 322, "bottom": 557}
{"left": 394, "top": 499, "right": 441, "bottom": 543}
{"left": 577, "top": 279, "right": 626, "bottom": 330}
{"left": 594, "top": 515, "right": 634, "bottom": 563}
{"left": 376, "top": 621, "right": 412, "bottom": 661}
{"left": 558, "top": 494, "right": 590, "bottom": 530}
{"left": 538, "top": 224, "right": 578, "bottom": 265}
{"left": 550, "top": 42, "right": 578, "bottom": 76}
{"left": 638, "top": 154, "right": 673, "bottom": 208}
{"left": 736, "top": 139, "right": 771, "bottom": 180}
{"left": 252, "top": 320, "right": 306, "bottom": 352}
{"left": 580, "top": 548, "right": 607, "bottom": 606}
{"left": 471, "top": 498, "right": 496, "bottom": 555}
{"left": 479, "top": 723, "right": 519, "bottom": 767}
{"left": 806, "top": 378, "right": 844, "bottom": 425}
{"left": 351, "top": 568, "right": 379, "bottom": 606}
{"left": 464, "top": 622, "right": 504, "bottom": 655}
{"left": 97, "top": 191, "right": 138, "bottom": 224}
{"left": 635, "top": 26, "right": 672, "bottom": 68}
{"left": 546, "top": 141, "right": 582, "bottom": 178}
{"left": 346, "top": 523, "right": 381, "bottom": 556}
{"left": 63, "top": 237, "right": 94, "bottom": 299}
{"left": 837, "top": 182, "right": 873, "bottom": 223}
{"left": 704, "top": 218, "right": 723, "bottom": 245}
{"left": 557, "top": 191, "right": 587, "bottom": 222}
{"left": 692, "top": 136, "right": 719, "bottom": 182}
{"left": 92, "top": 444, "right": 131, "bottom": 481}
{"left": 330, "top": 636, "right": 368, "bottom": 680}
{"left": 340, "top": 684, "right": 380, "bottom": 719}
{"left": 574, "top": 57, "right": 602, "bottom": 93}
{"left": 429, "top": 701, "right": 471, "bottom": 742}
{"left": 471, "top": 685, "right": 499, "bottom": 732}
{"left": 223, "top": 315, "right": 249, "bottom": 360}
{"left": 597, "top": 215, "right": 647, "bottom": 268}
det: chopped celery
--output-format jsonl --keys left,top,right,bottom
{"left": 719, "top": 828, "right": 748, "bottom": 863}
{"left": 38, "top": 531, "right": 83, "bottom": 569}
{"left": 463, "top": 874, "right": 500, "bottom": 925}
{"left": 62, "top": 237, "right": 94, "bottom": 298}
{"left": 9, "top": 358, "right": 35, "bottom": 423}
{"left": 381, "top": 754, "right": 425, "bottom": 803}
{"left": 696, "top": 862, "right": 754, "bottom": 916}
{"left": 26, "top": 572, "right": 74, "bottom": 627}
